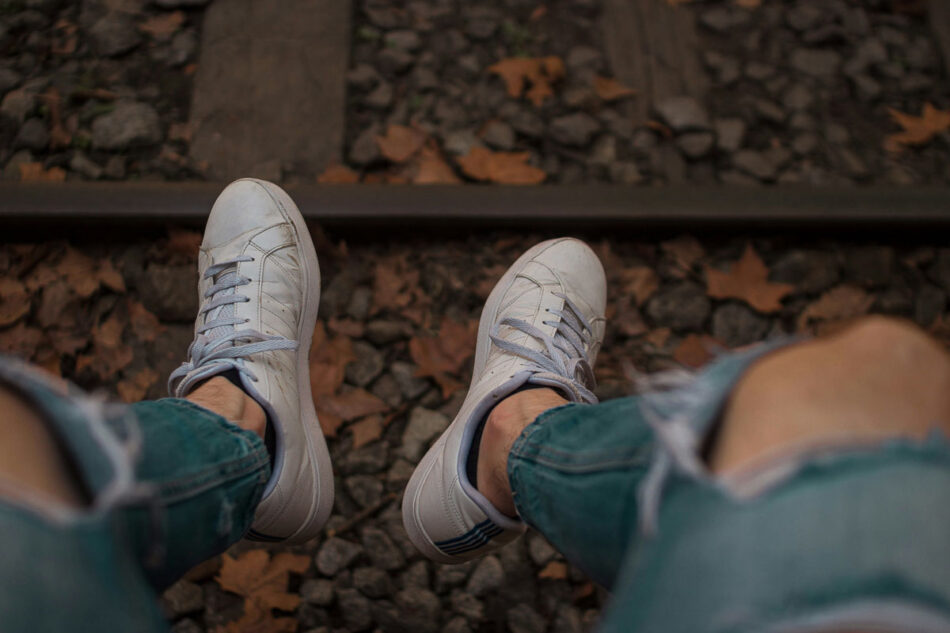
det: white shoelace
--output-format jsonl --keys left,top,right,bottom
{"left": 168, "top": 255, "right": 298, "bottom": 397}
{"left": 489, "top": 292, "right": 598, "bottom": 404}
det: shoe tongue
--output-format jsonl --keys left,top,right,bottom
{"left": 204, "top": 268, "right": 240, "bottom": 341}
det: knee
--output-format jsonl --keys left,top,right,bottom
{"left": 832, "top": 316, "right": 949, "bottom": 367}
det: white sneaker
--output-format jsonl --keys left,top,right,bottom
{"left": 169, "top": 178, "right": 333, "bottom": 543}
{"left": 402, "top": 238, "right": 607, "bottom": 563}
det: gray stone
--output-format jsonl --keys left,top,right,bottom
{"left": 711, "top": 303, "right": 771, "bottom": 346}
{"left": 834, "top": 147, "right": 870, "bottom": 180}
{"left": 396, "top": 588, "right": 442, "bottom": 633}
{"left": 715, "top": 118, "right": 746, "bottom": 152}
{"left": 450, "top": 590, "right": 484, "bottom": 622}
{"left": 189, "top": 0, "right": 349, "bottom": 180}
{"left": 155, "top": 0, "right": 211, "bottom": 6}
{"left": 844, "top": 38, "right": 888, "bottom": 75}
{"left": 342, "top": 441, "right": 389, "bottom": 474}
{"left": 347, "top": 63, "right": 380, "bottom": 90}
{"left": 444, "top": 617, "right": 472, "bottom": 633}
{"left": 851, "top": 73, "right": 882, "bottom": 101}
{"left": 1, "top": 89, "right": 36, "bottom": 123}
{"left": 789, "top": 112, "right": 817, "bottom": 131}
{"left": 301, "top": 578, "right": 334, "bottom": 606}
{"left": 754, "top": 99, "right": 786, "bottom": 124}
{"left": 732, "top": 150, "right": 778, "bottom": 182}
{"left": 88, "top": 14, "right": 142, "bottom": 57}
{"left": 599, "top": 109, "right": 632, "bottom": 139}
{"left": 553, "top": 604, "right": 584, "bottom": 633}
{"left": 783, "top": 83, "right": 814, "bottom": 111}
{"left": 929, "top": 250, "right": 950, "bottom": 294}
{"left": 92, "top": 101, "right": 161, "bottom": 150}
{"left": 700, "top": 6, "right": 750, "bottom": 32}
{"left": 104, "top": 155, "right": 126, "bottom": 180}
{"left": 353, "top": 566, "right": 394, "bottom": 598}
{"left": 315, "top": 537, "right": 362, "bottom": 576}
{"left": 161, "top": 579, "right": 204, "bottom": 617}
{"left": 646, "top": 282, "right": 710, "bottom": 331}
{"left": 3, "top": 150, "right": 33, "bottom": 181}
{"left": 345, "top": 474, "right": 383, "bottom": 508}
{"left": 844, "top": 246, "right": 894, "bottom": 287}
{"left": 550, "top": 113, "right": 600, "bottom": 147}
{"left": 915, "top": 284, "right": 946, "bottom": 326}
{"left": 508, "top": 108, "right": 545, "bottom": 138}
{"left": 435, "top": 562, "right": 473, "bottom": 593}
{"left": 350, "top": 125, "right": 381, "bottom": 165}
{"left": 790, "top": 48, "right": 842, "bottom": 79}
{"left": 367, "top": 320, "right": 413, "bottom": 344}
{"left": 139, "top": 264, "right": 199, "bottom": 321}
{"left": 70, "top": 152, "right": 104, "bottom": 180}
{"left": 704, "top": 50, "right": 740, "bottom": 84}
{"left": 171, "top": 619, "right": 203, "bottom": 633}
{"left": 399, "top": 407, "right": 449, "bottom": 461}
{"left": 163, "top": 30, "right": 198, "bottom": 66}
{"left": 297, "top": 605, "right": 330, "bottom": 631}
{"left": 400, "top": 559, "right": 430, "bottom": 588}
{"left": 0, "top": 67, "right": 21, "bottom": 96}
{"left": 346, "top": 340, "right": 385, "bottom": 387}
{"left": 745, "top": 62, "right": 775, "bottom": 81}
{"left": 791, "top": 133, "right": 819, "bottom": 156}
{"left": 361, "top": 526, "right": 406, "bottom": 571}
{"left": 385, "top": 30, "right": 422, "bottom": 51}
{"left": 654, "top": 96, "right": 709, "bottom": 132}
{"left": 378, "top": 47, "right": 415, "bottom": 74}
{"left": 442, "top": 129, "right": 482, "bottom": 156}
{"left": 824, "top": 122, "right": 849, "bottom": 145}
{"left": 609, "top": 161, "right": 642, "bottom": 184}
{"left": 464, "top": 8, "right": 498, "bottom": 40}
{"left": 589, "top": 135, "right": 617, "bottom": 166}
{"left": 507, "top": 604, "right": 546, "bottom": 633}
{"left": 466, "top": 555, "right": 503, "bottom": 597}
{"left": 676, "top": 131, "right": 715, "bottom": 159}
{"left": 337, "top": 588, "right": 374, "bottom": 631}
{"left": 365, "top": 81, "right": 394, "bottom": 109}
{"left": 566, "top": 46, "right": 602, "bottom": 70}
{"left": 527, "top": 532, "right": 557, "bottom": 566}
{"left": 786, "top": 4, "right": 824, "bottom": 31}
{"left": 15, "top": 117, "right": 48, "bottom": 151}
{"left": 411, "top": 66, "right": 439, "bottom": 90}
{"left": 481, "top": 120, "right": 515, "bottom": 150}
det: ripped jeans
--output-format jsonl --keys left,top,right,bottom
{"left": 508, "top": 342, "right": 950, "bottom": 633}
{"left": 0, "top": 356, "right": 270, "bottom": 633}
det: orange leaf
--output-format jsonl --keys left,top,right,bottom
{"left": 619, "top": 266, "right": 658, "bottom": 305}
{"left": 215, "top": 549, "right": 310, "bottom": 632}
{"left": 884, "top": 102, "right": 950, "bottom": 153}
{"left": 538, "top": 561, "right": 568, "bottom": 579}
{"left": 705, "top": 244, "right": 793, "bottom": 313}
{"left": 128, "top": 299, "right": 164, "bottom": 342}
{"left": 797, "top": 285, "right": 874, "bottom": 334}
{"left": 371, "top": 254, "right": 422, "bottom": 315}
{"left": 309, "top": 321, "right": 355, "bottom": 398}
{"left": 645, "top": 327, "right": 671, "bottom": 348}
{"left": 318, "top": 164, "right": 360, "bottom": 184}
{"left": 139, "top": 11, "right": 185, "bottom": 41}
{"left": 166, "top": 228, "right": 202, "bottom": 258}
{"left": 456, "top": 146, "right": 494, "bottom": 181}
{"left": 98, "top": 259, "right": 126, "bottom": 293}
{"left": 116, "top": 368, "right": 159, "bottom": 403}
{"left": 660, "top": 236, "right": 704, "bottom": 275}
{"left": 487, "top": 56, "right": 564, "bottom": 106}
{"left": 0, "top": 277, "right": 30, "bottom": 327}
{"left": 75, "top": 311, "right": 133, "bottom": 380}
{"left": 673, "top": 334, "right": 720, "bottom": 368}
{"left": 41, "top": 88, "right": 72, "bottom": 149}
{"left": 350, "top": 414, "right": 386, "bottom": 448}
{"left": 457, "top": 147, "right": 546, "bottom": 184}
{"left": 593, "top": 76, "right": 636, "bottom": 102}
{"left": 19, "top": 163, "right": 66, "bottom": 182}
{"left": 413, "top": 146, "right": 461, "bottom": 184}
{"left": 529, "top": 5, "right": 547, "bottom": 20}
{"left": 410, "top": 317, "right": 477, "bottom": 398}
{"left": 376, "top": 125, "right": 427, "bottom": 164}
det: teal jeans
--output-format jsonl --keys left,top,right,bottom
{"left": 0, "top": 356, "right": 270, "bottom": 633}
{"left": 509, "top": 343, "right": 950, "bottom": 633}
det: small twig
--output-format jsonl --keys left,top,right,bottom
{"left": 324, "top": 492, "right": 398, "bottom": 539}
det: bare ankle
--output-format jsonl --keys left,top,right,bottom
{"left": 475, "top": 388, "right": 569, "bottom": 516}
{"left": 186, "top": 376, "right": 267, "bottom": 440}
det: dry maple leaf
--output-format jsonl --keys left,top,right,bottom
{"left": 128, "top": 299, "right": 164, "bottom": 343}
{"left": 619, "top": 266, "right": 658, "bottom": 305}
{"left": 19, "top": 163, "right": 66, "bottom": 182}
{"left": 0, "top": 277, "right": 30, "bottom": 327}
{"left": 41, "top": 87, "right": 73, "bottom": 149}
{"left": 538, "top": 561, "right": 568, "bottom": 579}
{"left": 660, "top": 236, "right": 704, "bottom": 276}
{"left": 884, "top": 103, "right": 950, "bottom": 153}
{"left": 309, "top": 321, "right": 356, "bottom": 398}
{"left": 705, "top": 244, "right": 793, "bottom": 314}
{"left": 644, "top": 327, "right": 672, "bottom": 349}
{"left": 327, "top": 317, "right": 365, "bottom": 338}
{"left": 410, "top": 317, "right": 477, "bottom": 398}
{"left": 139, "top": 11, "right": 185, "bottom": 41}
{"left": 413, "top": 146, "right": 461, "bottom": 184}
{"left": 117, "top": 368, "right": 159, "bottom": 403}
{"left": 593, "top": 76, "right": 636, "bottom": 102}
{"left": 487, "top": 56, "right": 564, "bottom": 106}
{"left": 215, "top": 549, "right": 310, "bottom": 633}
{"left": 316, "top": 388, "right": 389, "bottom": 438}
{"left": 456, "top": 147, "right": 546, "bottom": 185}
{"left": 317, "top": 164, "right": 360, "bottom": 184}
{"left": 673, "top": 334, "right": 721, "bottom": 368}
{"left": 75, "top": 311, "right": 133, "bottom": 380}
{"left": 0, "top": 322, "right": 43, "bottom": 358}
{"left": 166, "top": 228, "right": 203, "bottom": 259}
{"left": 376, "top": 125, "right": 427, "bottom": 164}
{"left": 350, "top": 414, "right": 386, "bottom": 448}
{"left": 371, "top": 254, "right": 422, "bottom": 315}
{"left": 797, "top": 285, "right": 874, "bottom": 334}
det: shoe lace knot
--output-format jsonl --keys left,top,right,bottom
{"left": 168, "top": 255, "right": 298, "bottom": 397}
{"left": 489, "top": 292, "right": 598, "bottom": 404}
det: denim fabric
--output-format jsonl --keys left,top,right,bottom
{"left": 508, "top": 343, "right": 950, "bottom": 633}
{"left": 0, "top": 356, "right": 271, "bottom": 632}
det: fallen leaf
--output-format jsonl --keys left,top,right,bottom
{"left": 529, "top": 5, "right": 547, "bottom": 20}
{"left": 538, "top": 561, "right": 568, "bottom": 579}
{"left": 705, "top": 244, "right": 793, "bottom": 313}
{"left": 19, "top": 163, "right": 67, "bottom": 182}
{"left": 372, "top": 254, "right": 422, "bottom": 315}
{"left": 350, "top": 414, "right": 386, "bottom": 448}
{"left": 410, "top": 317, "right": 477, "bottom": 398}
{"left": 75, "top": 311, "right": 133, "bottom": 380}
{"left": 128, "top": 299, "right": 164, "bottom": 342}
{"left": 51, "top": 19, "right": 78, "bottom": 55}
{"left": 797, "top": 285, "right": 874, "bottom": 333}
{"left": 327, "top": 317, "right": 365, "bottom": 338}
{"left": 215, "top": 549, "right": 310, "bottom": 633}
{"left": 0, "top": 277, "right": 30, "bottom": 327}
{"left": 475, "top": 264, "right": 507, "bottom": 300}
{"left": 487, "top": 56, "right": 564, "bottom": 106}
{"left": 0, "top": 322, "right": 43, "bottom": 358}
{"left": 309, "top": 321, "right": 356, "bottom": 398}
{"left": 138, "top": 11, "right": 185, "bottom": 41}
{"left": 593, "top": 76, "right": 636, "bottom": 102}
{"left": 673, "top": 334, "right": 720, "bottom": 368}
{"left": 98, "top": 258, "right": 126, "bottom": 292}
{"left": 37, "top": 280, "right": 78, "bottom": 329}
{"left": 644, "top": 327, "right": 671, "bottom": 349}
{"left": 41, "top": 88, "right": 72, "bottom": 149}
{"left": 58, "top": 247, "right": 101, "bottom": 299}
{"left": 166, "top": 228, "right": 202, "bottom": 259}
{"left": 885, "top": 103, "right": 950, "bottom": 153}
{"left": 215, "top": 607, "right": 298, "bottom": 633}
{"left": 613, "top": 298, "right": 648, "bottom": 338}
{"left": 117, "top": 368, "right": 159, "bottom": 402}
{"left": 317, "top": 164, "right": 360, "bottom": 184}
{"left": 376, "top": 125, "right": 427, "bottom": 164}
{"left": 660, "top": 236, "right": 704, "bottom": 275}
{"left": 619, "top": 266, "right": 658, "bottom": 305}
{"left": 413, "top": 146, "right": 461, "bottom": 184}
{"left": 167, "top": 122, "right": 193, "bottom": 143}
{"left": 572, "top": 581, "right": 595, "bottom": 602}
{"left": 456, "top": 147, "right": 546, "bottom": 185}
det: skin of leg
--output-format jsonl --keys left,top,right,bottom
{"left": 185, "top": 376, "right": 267, "bottom": 441}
